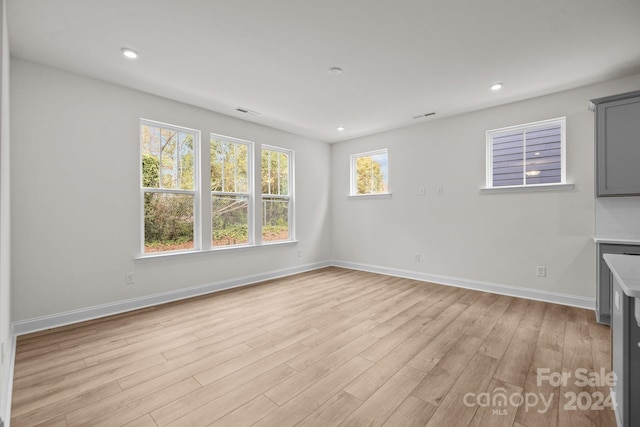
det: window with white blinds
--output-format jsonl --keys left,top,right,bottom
{"left": 487, "top": 117, "right": 566, "bottom": 188}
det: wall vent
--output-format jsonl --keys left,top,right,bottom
{"left": 412, "top": 112, "right": 436, "bottom": 119}
{"left": 236, "top": 107, "right": 261, "bottom": 116}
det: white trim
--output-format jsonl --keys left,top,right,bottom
{"left": 347, "top": 193, "right": 392, "bottom": 200}
{"left": 261, "top": 145, "right": 295, "bottom": 243}
{"left": 480, "top": 183, "right": 574, "bottom": 194}
{"left": 135, "top": 239, "right": 299, "bottom": 261}
{"left": 331, "top": 260, "right": 595, "bottom": 310}
{"left": 350, "top": 148, "right": 389, "bottom": 196}
{"left": 12, "top": 261, "right": 329, "bottom": 336}
{"left": 1, "top": 330, "right": 15, "bottom": 427}
{"left": 140, "top": 119, "right": 202, "bottom": 255}
{"left": 486, "top": 117, "right": 567, "bottom": 189}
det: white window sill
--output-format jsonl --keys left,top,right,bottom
{"left": 135, "top": 240, "right": 298, "bottom": 262}
{"left": 480, "top": 183, "right": 574, "bottom": 194}
{"left": 347, "top": 193, "right": 392, "bottom": 200}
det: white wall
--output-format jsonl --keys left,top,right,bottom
{"left": 10, "top": 58, "right": 332, "bottom": 322}
{"left": 596, "top": 197, "right": 640, "bottom": 239}
{"left": 332, "top": 73, "right": 640, "bottom": 302}
{"left": 0, "top": 0, "right": 9, "bottom": 420}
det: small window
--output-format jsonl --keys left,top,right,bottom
{"left": 261, "top": 146, "right": 293, "bottom": 242}
{"left": 350, "top": 149, "right": 389, "bottom": 195}
{"left": 211, "top": 135, "right": 252, "bottom": 247}
{"left": 141, "top": 120, "right": 199, "bottom": 253}
{"left": 486, "top": 117, "right": 566, "bottom": 188}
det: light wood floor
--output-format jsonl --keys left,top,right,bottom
{"left": 11, "top": 267, "right": 615, "bottom": 427}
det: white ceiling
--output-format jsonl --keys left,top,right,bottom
{"left": 7, "top": 0, "right": 640, "bottom": 143}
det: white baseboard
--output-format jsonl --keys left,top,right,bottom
{"left": 331, "top": 260, "right": 596, "bottom": 310}
{"left": 12, "top": 261, "right": 331, "bottom": 336}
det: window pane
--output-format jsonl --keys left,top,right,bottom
{"left": 211, "top": 139, "right": 249, "bottom": 193}
{"left": 262, "top": 197, "right": 289, "bottom": 242}
{"left": 143, "top": 192, "right": 194, "bottom": 253}
{"left": 262, "top": 149, "right": 289, "bottom": 195}
{"left": 492, "top": 131, "right": 524, "bottom": 187}
{"left": 488, "top": 118, "right": 565, "bottom": 188}
{"left": 212, "top": 194, "right": 249, "bottom": 246}
{"left": 524, "top": 125, "right": 562, "bottom": 185}
{"left": 141, "top": 124, "right": 195, "bottom": 190}
{"left": 354, "top": 151, "right": 388, "bottom": 194}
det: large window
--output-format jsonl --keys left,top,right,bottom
{"left": 486, "top": 117, "right": 566, "bottom": 188}
{"left": 140, "top": 120, "right": 294, "bottom": 255}
{"left": 141, "top": 121, "right": 199, "bottom": 253}
{"left": 262, "top": 146, "right": 293, "bottom": 242}
{"left": 350, "top": 149, "right": 389, "bottom": 196}
{"left": 211, "top": 135, "right": 252, "bottom": 247}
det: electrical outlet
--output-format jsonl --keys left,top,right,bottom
{"left": 125, "top": 272, "right": 135, "bottom": 285}
{"left": 536, "top": 266, "right": 546, "bottom": 277}
{"left": 419, "top": 187, "right": 426, "bottom": 196}
{"left": 414, "top": 253, "right": 421, "bottom": 262}
{"left": 297, "top": 250, "right": 302, "bottom": 258}
{"left": 437, "top": 186, "right": 444, "bottom": 195}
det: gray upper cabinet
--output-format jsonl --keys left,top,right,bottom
{"left": 592, "top": 90, "right": 640, "bottom": 197}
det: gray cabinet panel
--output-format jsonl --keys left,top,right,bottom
{"left": 611, "top": 275, "right": 640, "bottom": 427}
{"left": 593, "top": 91, "right": 640, "bottom": 197}
{"left": 596, "top": 243, "right": 640, "bottom": 325}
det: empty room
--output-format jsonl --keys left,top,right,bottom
{"left": 1, "top": 0, "right": 640, "bottom": 426}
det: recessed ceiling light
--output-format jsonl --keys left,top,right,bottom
{"left": 121, "top": 48, "right": 139, "bottom": 59}
{"left": 526, "top": 170, "right": 541, "bottom": 176}
{"left": 490, "top": 82, "right": 503, "bottom": 91}
{"left": 328, "top": 67, "right": 343, "bottom": 75}
{"left": 337, "top": 126, "right": 345, "bottom": 132}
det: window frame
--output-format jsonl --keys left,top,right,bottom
{"left": 209, "top": 133, "right": 254, "bottom": 249}
{"left": 350, "top": 148, "right": 390, "bottom": 197}
{"left": 139, "top": 120, "right": 297, "bottom": 258}
{"left": 485, "top": 117, "right": 567, "bottom": 190}
{"left": 140, "top": 119, "right": 201, "bottom": 255}
{"left": 261, "top": 145, "right": 295, "bottom": 244}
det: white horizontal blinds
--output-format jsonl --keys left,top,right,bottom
{"left": 491, "top": 123, "right": 562, "bottom": 187}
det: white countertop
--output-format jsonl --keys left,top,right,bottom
{"left": 604, "top": 254, "right": 640, "bottom": 297}
{"left": 594, "top": 237, "right": 640, "bottom": 245}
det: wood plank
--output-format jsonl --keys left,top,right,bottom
{"left": 150, "top": 343, "right": 308, "bottom": 426}
{"left": 208, "top": 394, "right": 278, "bottom": 427}
{"left": 515, "top": 346, "right": 563, "bottom": 427}
{"left": 340, "top": 365, "right": 426, "bottom": 427}
{"left": 423, "top": 353, "right": 500, "bottom": 427}
{"left": 344, "top": 330, "right": 430, "bottom": 401}
{"left": 296, "top": 391, "right": 363, "bottom": 427}
{"left": 381, "top": 395, "right": 437, "bottom": 427}
{"left": 252, "top": 356, "right": 373, "bottom": 427}
{"left": 266, "top": 333, "right": 378, "bottom": 405}
{"left": 412, "top": 335, "right": 484, "bottom": 406}
{"left": 468, "top": 379, "right": 522, "bottom": 427}
{"left": 493, "top": 326, "right": 540, "bottom": 388}
{"left": 163, "top": 364, "right": 297, "bottom": 427}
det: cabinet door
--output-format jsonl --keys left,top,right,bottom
{"left": 596, "top": 96, "right": 640, "bottom": 196}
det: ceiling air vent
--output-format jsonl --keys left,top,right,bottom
{"left": 412, "top": 112, "right": 436, "bottom": 119}
{"left": 236, "top": 107, "right": 261, "bottom": 116}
